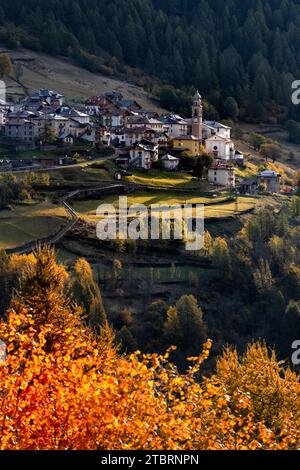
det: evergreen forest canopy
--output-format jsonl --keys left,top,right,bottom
{"left": 0, "top": 0, "right": 300, "bottom": 119}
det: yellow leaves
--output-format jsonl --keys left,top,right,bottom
{"left": 0, "top": 310, "right": 299, "bottom": 450}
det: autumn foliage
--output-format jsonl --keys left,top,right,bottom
{"left": 0, "top": 246, "right": 299, "bottom": 450}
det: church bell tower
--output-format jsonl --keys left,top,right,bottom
{"left": 192, "top": 91, "right": 203, "bottom": 140}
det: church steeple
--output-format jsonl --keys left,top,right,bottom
{"left": 192, "top": 91, "right": 203, "bottom": 140}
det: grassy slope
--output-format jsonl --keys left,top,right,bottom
{"left": 72, "top": 194, "right": 258, "bottom": 222}
{"left": 238, "top": 123, "right": 299, "bottom": 176}
{"left": 1, "top": 46, "right": 163, "bottom": 111}
{"left": 0, "top": 200, "right": 68, "bottom": 249}
{"left": 125, "top": 170, "right": 206, "bottom": 189}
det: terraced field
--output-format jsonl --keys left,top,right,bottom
{"left": 0, "top": 201, "right": 68, "bottom": 249}
{"left": 72, "top": 193, "right": 258, "bottom": 223}
{"left": 125, "top": 170, "right": 208, "bottom": 189}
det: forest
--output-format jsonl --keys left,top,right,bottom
{"left": 1, "top": 196, "right": 300, "bottom": 373}
{"left": 0, "top": 0, "right": 300, "bottom": 451}
{"left": 0, "top": 0, "right": 300, "bottom": 120}
{"left": 0, "top": 244, "right": 299, "bottom": 449}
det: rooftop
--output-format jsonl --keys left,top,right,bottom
{"left": 160, "top": 114, "right": 188, "bottom": 125}
{"left": 259, "top": 170, "right": 281, "bottom": 178}
{"left": 30, "top": 89, "right": 63, "bottom": 99}
{"left": 174, "top": 135, "right": 200, "bottom": 141}
{"left": 161, "top": 154, "right": 180, "bottom": 161}
{"left": 204, "top": 120, "right": 231, "bottom": 129}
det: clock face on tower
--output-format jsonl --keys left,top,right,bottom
{"left": 194, "top": 117, "right": 198, "bottom": 122}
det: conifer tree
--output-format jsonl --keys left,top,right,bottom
{"left": 164, "top": 295, "right": 206, "bottom": 352}
{"left": 12, "top": 245, "right": 76, "bottom": 329}
{"left": 71, "top": 258, "right": 107, "bottom": 330}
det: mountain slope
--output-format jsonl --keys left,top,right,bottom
{"left": 0, "top": 0, "right": 300, "bottom": 120}
{"left": 1, "top": 46, "right": 163, "bottom": 111}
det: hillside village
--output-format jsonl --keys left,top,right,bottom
{"left": 0, "top": 0, "right": 300, "bottom": 455}
{"left": 0, "top": 88, "right": 283, "bottom": 194}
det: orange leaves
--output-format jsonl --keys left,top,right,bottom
{"left": 0, "top": 310, "right": 299, "bottom": 450}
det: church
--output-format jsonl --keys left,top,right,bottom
{"left": 175, "top": 91, "right": 237, "bottom": 161}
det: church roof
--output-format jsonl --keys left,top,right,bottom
{"left": 206, "top": 134, "right": 233, "bottom": 143}
{"left": 204, "top": 120, "right": 231, "bottom": 129}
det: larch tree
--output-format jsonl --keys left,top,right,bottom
{"left": 12, "top": 245, "right": 81, "bottom": 332}
{"left": 164, "top": 295, "right": 206, "bottom": 353}
{"left": 0, "top": 53, "right": 12, "bottom": 78}
{"left": 71, "top": 257, "right": 107, "bottom": 330}
{"left": 212, "top": 237, "right": 232, "bottom": 281}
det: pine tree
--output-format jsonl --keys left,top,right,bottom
{"left": 224, "top": 97, "right": 239, "bottom": 120}
{"left": 40, "top": 121, "right": 56, "bottom": 144}
{"left": 0, "top": 1, "right": 300, "bottom": 119}
{"left": 193, "top": 158, "right": 204, "bottom": 180}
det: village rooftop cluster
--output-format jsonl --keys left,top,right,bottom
{"left": 0, "top": 89, "right": 281, "bottom": 193}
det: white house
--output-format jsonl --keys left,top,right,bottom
{"left": 129, "top": 142, "right": 159, "bottom": 170}
{"left": 120, "top": 127, "right": 168, "bottom": 148}
{"left": 208, "top": 164, "right": 236, "bottom": 188}
{"left": 203, "top": 121, "right": 231, "bottom": 139}
{"left": 124, "top": 127, "right": 147, "bottom": 147}
{"left": 205, "top": 135, "right": 235, "bottom": 161}
{"left": 56, "top": 105, "right": 90, "bottom": 125}
{"left": 125, "top": 116, "right": 164, "bottom": 132}
{"left": 161, "top": 154, "right": 180, "bottom": 171}
{"left": 231, "top": 149, "right": 244, "bottom": 164}
{"left": 111, "top": 110, "right": 129, "bottom": 128}
{"left": 160, "top": 114, "right": 188, "bottom": 138}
